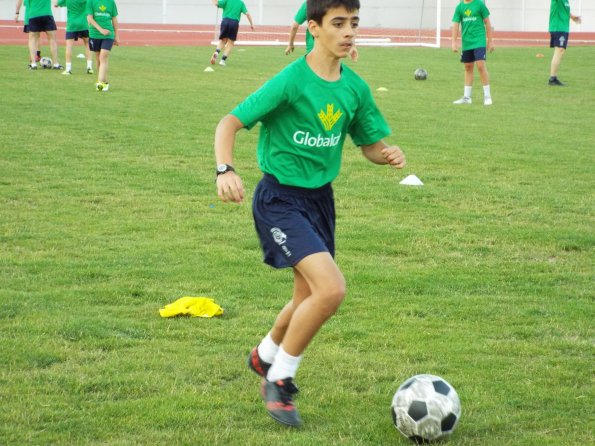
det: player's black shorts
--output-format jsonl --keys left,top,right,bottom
{"left": 550, "top": 32, "right": 569, "bottom": 49}
{"left": 219, "top": 18, "right": 240, "bottom": 41}
{"left": 23, "top": 24, "right": 29, "bottom": 33}
{"left": 252, "top": 173, "right": 336, "bottom": 269}
{"left": 66, "top": 30, "right": 89, "bottom": 41}
{"left": 28, "top": 15, "right": 57, "bottom": 32}
{"left": 89, "top": 38, "right": 114, "bottom": 52}
{"left": 460, "top": 47, "right": 487, "bottom": 63}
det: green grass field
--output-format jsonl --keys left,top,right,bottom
{"left": 1, "top": 44, "right": 593, "bottom": 445}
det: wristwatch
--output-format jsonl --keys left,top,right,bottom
{"left": 216, "top": 163, "right": 235, "bottom": 176}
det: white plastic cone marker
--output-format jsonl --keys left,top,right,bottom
{"left": 376, "top": 87, "right": 388, "bottom": 92}
{"left": 400, "top": 174, "right": 424, "bottom": 186}
{"left": 77, "top": 53, "right": 85, "bottom": 59}
{"left": 204, "top": 67, "right": 215, "bottom": 72}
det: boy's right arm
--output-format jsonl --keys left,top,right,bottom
{"left": 285, "top": 22, "right": 300, "bottom": 55}
{"left": 215, "top": 114, "right": 245, "bottom": 204}
{"left": 451, "top": 22, "right": 459, "bottom": 52}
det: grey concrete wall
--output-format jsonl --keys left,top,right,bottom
{"left": 2, "top": 0, "right": 593, "bottom": 32}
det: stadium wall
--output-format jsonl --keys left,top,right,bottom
{"left": 1, "top": 0, "right": 593, "bottom": 32}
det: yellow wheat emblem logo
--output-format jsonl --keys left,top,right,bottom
{"left": 99, "top": 5, "right": 106, "bottom": 11}
{"left": 464, "top": 9, "right": 472, "bottom": 17}
{"left": 318, "top": 104, "right": 343, "bottom": 131}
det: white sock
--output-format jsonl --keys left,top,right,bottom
{"left": 257, "top": 332, "right": 279, "bottom": 364}
{"left": 483, "top": 85, "right": 491, "bottom": 97}
{"left": 464, "top": 86, "right": 472, "bottom": 98}
{"left": 87, "top": 60, "right": 93, "bottom": 68}
{"left": 266, "top": 346, "right": 303, "bottom": 382}
{"left": 66, "top": 63, "right": 72, "bottom": 71}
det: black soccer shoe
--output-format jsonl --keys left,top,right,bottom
{"left": 247, "top": 346, "right": 272, "bottom": 378}
{"left": 261, "top": 378, "right": 302, "bottom": 427}
{"left": 548, "top": 77, "right": 565, "bottom": 86}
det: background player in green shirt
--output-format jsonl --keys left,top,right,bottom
{"left": 15, "top": 0, "right": 44, "bottom": 64}
{"left": 214, "top": 0, "right": 405, "bottom": 427}
{"left": 86, "top": 0, "right": 118, "bottom": 91}
{"left": 23, "top": 0, "right": 63, "bottom": 70}
{"left": 55, "top": 0, "right": 94, "bottom": 75}
{"left": 548, "top": 0, "right": 582, "bottom": 86}
{"left": 451, "top": 0, "right": 494, "bottom": 105}
{"left": 285, "top": 0, "right": 358, "bottom": 61}
{"left": 209, "top": 0, "right": 254, "bottom": 66}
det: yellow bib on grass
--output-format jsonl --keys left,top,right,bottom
{"left": 159, "top": 296, "right": 224, "bottom": 318}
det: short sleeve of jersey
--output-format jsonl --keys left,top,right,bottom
{"left": 452, "top": 4, "right": 462, "bottom": 23}
{"left": 241, "top": 1, "right": 247, "bottom": 14}
{"left": 231, "top": 74, "right": 288, "bottom": 130}
{"left": 294, "top": 2, "right": 307, "bottom": 25}
{"left": 218, "top": 0, "right": 227, "bottom": 8}
{"left": 347, "top": 80, "right": 390, "bottom": 147}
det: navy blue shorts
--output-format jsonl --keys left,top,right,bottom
{"left": 23, "top": 24, "right": 29, "bottom": 33}
{"left": 66, "top": 30, "right": 89, "bottom": 41}
{"left": 252, "top": 174, "right": 336, "bottom": 269}
{"left": 219, "top": 18, "right": 240, "bottom": 41}
{"left": 28, "top": 15, "right": 57, "bottom": 32}
{"left": 550, "top": 32, "right": 569, "bottom": 49}
{"left": 89, "top": 38, "right": 114, "bottom": 52}
{"left": 461, "top": 47, "right": 487, "bottom": 63}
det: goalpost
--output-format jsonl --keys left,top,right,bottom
{"left": 213, "top": 0, "right": 443, "bottom": 49}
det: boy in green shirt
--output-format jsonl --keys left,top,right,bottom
{"left": 86, "top": 0, "right": 118, "bottom": 91}
{"left": 451, "top": 0, "right": 494, "bottom": 105}
{"left": 214, "top": 0, "right": 405, "bottom": 427}
{"left": 209, "top": 0, "right": 254, "bottom": 66}
{"left": 548, "top": 0, "right": 582, "bottom": 86}
{"left": 22, "top": 0, "right": 63, "bottom": 70}
{"left": 55, "top": 0, "right": 94, "bottom": 75}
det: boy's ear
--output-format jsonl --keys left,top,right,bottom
{"left": 307, "top": 19, "right": 319, "bottom": 38}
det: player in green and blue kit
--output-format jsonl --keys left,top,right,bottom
{"left": 451, "top": 0, "right": 493, "bottom": 105}
{"left": 214, "top": 0, "right": 406, "bottom": 427}
{"left": 209, "top": 0, "right": 254, "bottom": 66}
{"left": 55, "top": 0, "right": 94, "bottom": 75}
{"left": 86, "top": 0, "right": 118, "bottom": 91}
{"left": 286, "top": 1, "right": 358, "bottom": 61}
{"left": 15, "top": 0, "right": 46, "bottom": 64}
{"left": 24, "top": 0, "right": 63, "bottom": 70}
{"left": 548, "top": 0, "right": 582, "bottom": 86}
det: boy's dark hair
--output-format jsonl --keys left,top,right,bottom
{"left": 307, "top": 0, "right": 360, "bottom": 24}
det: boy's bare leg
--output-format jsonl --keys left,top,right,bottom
{"left": 98, "top": 49, "right": 110, "bottom": 83}
{"left": 476, "top": 60, "right": 489, "bottom": 86}
{"left": 28, "top": 32, "right": 39, "bottom": 65}
{"left": 463, "top": 62, "right": 474, "bottom": 87}
{"left": 270, "top": 269, "right": 311, "bottom": 345}
{"left": 47, "top": 30, "right": 59, "bottom": 65}
{"left": 280, "top": 252, "right": 346, "bottom": 356}
{"left": 550, "top": 47, "right": 565, "bottom": 78}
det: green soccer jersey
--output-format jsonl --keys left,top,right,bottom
{"left": 549, "top": 0, "right": 571, "bottom": 32}
{"left": 231, "top": 57, "right": 391, "bottom": 189}
{"left": 86, "top": 0, "right": 118, "bottom": 39}
{"left": 295, "top": 1, "right": 314, "bottom": 53}
{"left": 27, "top": 0, "right": 52, "bottom": 20}
{"left": 23, "top": 0, "right": 29, "bottom": 25}
{"left": 58, "top": 0, "right": 88, "bottom": 33}
{"left": 452, "top": 0, "right": 490, "bottom": 51}
{"left": 217, "top": 0, "right": 247, "bottom": 21}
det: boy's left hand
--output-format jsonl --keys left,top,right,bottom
{"left": 381, "top": 146, "right": 406, "bottom": 169}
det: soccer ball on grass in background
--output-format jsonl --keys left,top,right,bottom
{"left": 414, "top": 68, "right": 428, "bottom": 80}
{"left": 391, "top": 374, "right": 461, "bottom": 443}
{"left": 40, "top": 57, "right": 53, "bottom": 69}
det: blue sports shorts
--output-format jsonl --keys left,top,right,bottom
{"left": 89, "top": 38, "right": 114, "bottom": 52}
{"left": 28, "top": 15, "right": 57, "bottom": 32}
{"left": 219, "top": 18, "right": 240, "bottom": 41}
{"left": 461, "top": 47, "right": 487, "bottom": 63}
{"left": 252, "top": 174, "right": 336, "bottom": 269}
{"left": 550, "top": 32, "right": 569, "bottom": 49}
{"left": 66, "top": 30, "right": 89, "bottom": 41}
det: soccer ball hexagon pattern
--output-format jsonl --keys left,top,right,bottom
{"left": 40, "top": 57, "right": 53, "bottom": 68}
{"left": 414, "top": 68, "right": 428, "bottom": 80}
{"left": 391, "top": 374, "right": 461, "bottom": 443}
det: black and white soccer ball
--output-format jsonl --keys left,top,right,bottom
{"left": 391, "top": 374, "right": 461, "bottom": 444}
{"left": 414, "top": 68, "right": 428, "bottom": 80}
{"left": 40, "top": 57, "right": 53, "bottom": 69}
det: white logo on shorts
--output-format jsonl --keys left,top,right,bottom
{"left": 270, "top": 227, "right": 287, "bottom": 245}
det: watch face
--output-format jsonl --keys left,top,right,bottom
{"left": 217, "top": 164, "right": 227, "bottom": 173}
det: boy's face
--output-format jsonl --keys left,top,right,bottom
{"left": 309, "top": 6, "right": 359, "bottom": 59}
